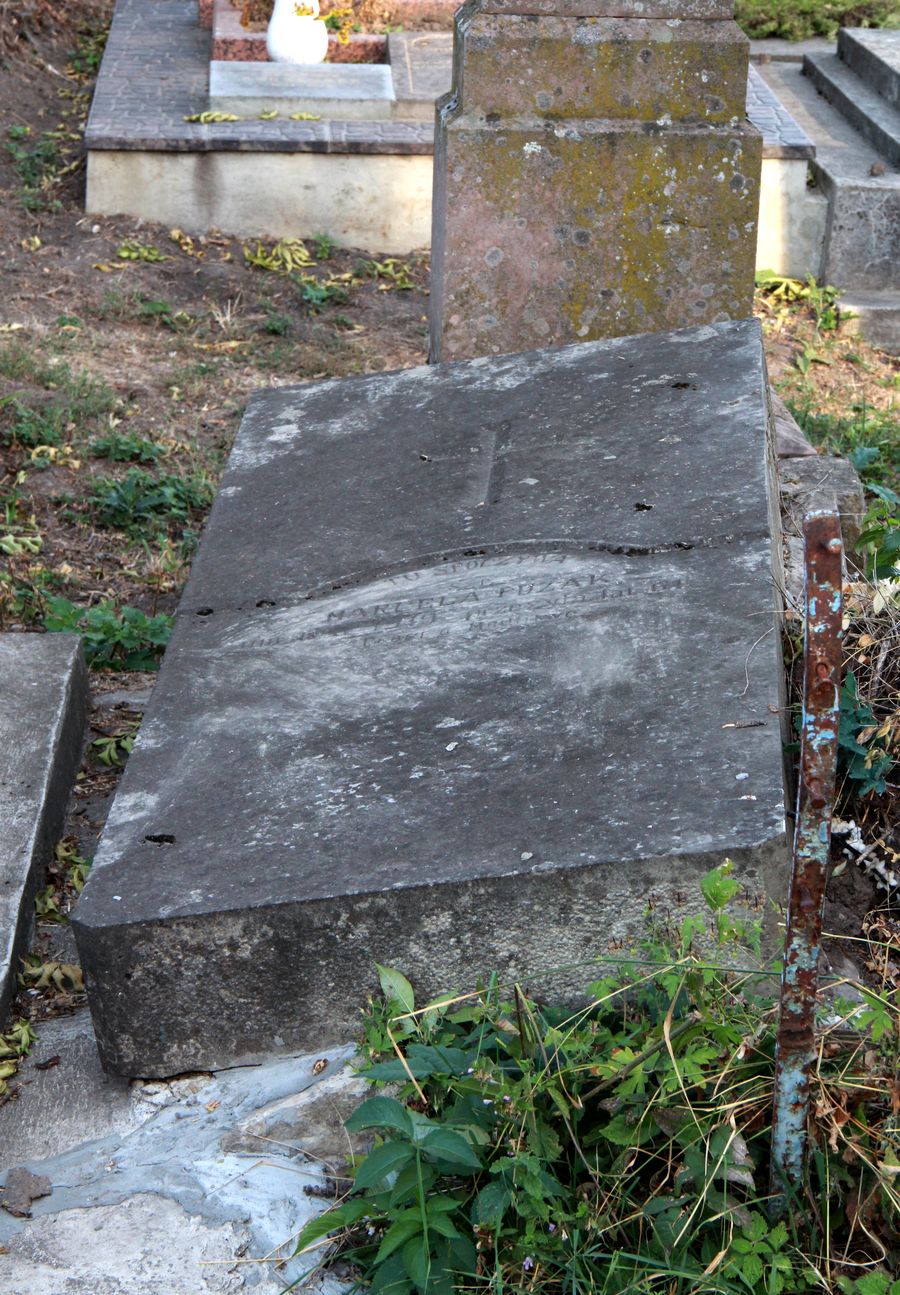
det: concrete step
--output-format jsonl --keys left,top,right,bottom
{"left": 804, "top": 51, "right": 900, "bottom": 168}
{"left": 837, "top": 27, "right": 900, "bottom": 111}
{"left": 72, "top": 319, "right": 789, "bottom": 1078}
{"left": 840, "top": 287, "right": 900, "bottom": 353}
{"left": 0, "top": 635, "right": 88, "bottom": 1024}
{"left": 755, "top": 59, "right": 900, "bottom": 300}
{"left": 749, "top": 37, "right": 832, "bottom": 65}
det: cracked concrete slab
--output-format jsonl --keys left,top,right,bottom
{"left": 0, "top": 1019, "right": 363, "bottom": 1294}
{"left": 3, "top": 1195, "right": 252, "bottom": 1295}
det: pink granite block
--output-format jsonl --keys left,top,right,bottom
{"left": 199, "top": 0, "right": 215, "bottom": 26}
{"left": 213, "top": 0, "right": 268, "bottom": 57}
{"left": 213, "top": 31, "right": 268, "bottom": 58}
{"left": 328, "top": 34, "right": 387, "bottom": 62}
{"left": 431, "top": 116, "right": 761, "bottom": 360}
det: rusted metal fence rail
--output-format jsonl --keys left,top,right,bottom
{"left": 770, "top": 511, "right": 843, "bottom": 1213}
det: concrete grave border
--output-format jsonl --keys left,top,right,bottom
{"left": 0, "top": 635, "right": 88, "bottom": 1024}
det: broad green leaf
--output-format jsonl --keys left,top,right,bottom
{"left": 355, "top": 1139, "right": 416, "bottom": 1189}
{"left": 403, "top": 1235, "right": 431, "bottom": 1289}
{"left": 768, "top": 1221, "right": 788, "bottom": 1249}
{"left": 849, "top": 446, "right": 880, "bottom": 472}
{"left": 421, "top": 1127, "right": 483, "bottom": 1171}
{"left": 425, "top": 1196, "right": 462, "bottom": 1215}
{"left": 389, "top": 1161, "right": 435, "bottom": 1206}
{"left": 375, "top": 1214, "right": 423, "bottom": 1263}
{"left": 365, "top": 1046, "right": 473, "bottom": 1083}
{"left": 364, "top": 1058, "right": 431, "bottom": 1082}
{"left": 369, "top": 1252, "right": 413, "bottom": 1295}
{"left": 291, "top": 1198, "right": 367, "bottom": 1255}
{"left": 346, "top": 1095, "right": 414, "bottom": 1136}
{"left": 447, "top": 1233, "right": 477, "bottom": 1276}
{"left": 405, "top": 1044, "right": 472, "bottom": 1076}
{"left": 597, "top": 1112, "right": 654, "bottom": 1147}
{"left": 742, "top": 1211, "right": 768, "bottom": 1243}
{"left": 408, "top": 1109, "right": 438, "bottom": 1143}
{"left": 854, "top": 1275, "right": 893, "bottom": 1295}
{"left": 426, "top": 1214, "right": 461, "bottom": 1240}
{"left": 546, "top": 1085, "right": 575, "bottom": 1122}
{"left": 471, "top": 1181, "right": 511, "bottom": 1226}
{"left": 701, "top": 860, "right": 739, "bottom": 912}
{"left": 376, "top": 964, "right": 415, "bottom": 1013}
{"left": 739, "top": 1252, "right": 765, "bottom": 1286}
{"left": 643, "top": 1197, "right": 683, "bottom": 1257}
{"left": 423, "top": 1266, "right": 454, "bottom": 1295}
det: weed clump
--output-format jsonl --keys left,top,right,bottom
{"left": 44, "top": 596, "right": 173, "bottom": 670}
{"left": 291, "top": 866, "right": 900, "bottom": 1295}
{"left": 81, "top": 468, "right": 213, "bottom": 536}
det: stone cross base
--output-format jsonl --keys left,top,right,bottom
{"left": 430, "top": 1, "right": 762, "bottom": 360}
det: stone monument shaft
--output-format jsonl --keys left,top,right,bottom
{"left": 429, "top": 0, "right": 762, "bottom": 361}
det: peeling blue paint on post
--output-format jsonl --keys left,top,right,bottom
{"left": 770, "top": 512, "right": 843, "bottom": 1214}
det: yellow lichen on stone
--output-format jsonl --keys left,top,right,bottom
{"left": 430, "top": 8, "right": 762, "bottom": 360}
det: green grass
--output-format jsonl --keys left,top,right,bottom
{"left": 0, "top": 341, "right": 58, "bottom": 386}
{"left": 787, "top": 402, "right": 900, "bottom": 491}
{"left": 88, "top": 430, "right": 162, "bottom": 464}
{"left": 0, "top": 345, "right": 119, "bottom": 448}
{"left": 5, "top": 125, "right": 64, "bottom": 212}
{"left": 82, "top": 467, "right": 213, "bottom": 537}
{"left": 736, "top": 0, "right": 900, "bottom": 40}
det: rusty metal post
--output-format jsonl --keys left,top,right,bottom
{"left": 770, "top": 511, "right": 843, "bottom": 1214}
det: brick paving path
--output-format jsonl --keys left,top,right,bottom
{"left": 747, "top": 65, "right": 815, "bottom": 159}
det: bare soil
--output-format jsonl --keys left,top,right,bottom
{"left": 0, "top": 3, "right": 429, "bottom": 630}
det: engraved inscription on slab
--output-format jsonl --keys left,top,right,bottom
{"left": 224, "top": 552, "right": 685, "bottom": 655}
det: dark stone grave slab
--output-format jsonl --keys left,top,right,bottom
{"left": 1, "top": 634, "right": 88, "bottom": 1023}
{"left": 73, "top": 320, "right": 788, "bottom": 1077}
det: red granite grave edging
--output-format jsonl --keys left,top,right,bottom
{"left": 212, "top": 0, "right": 386, "bottom": 61}
{"left": 211, "top": 0, "right": 456, "bottom": 61}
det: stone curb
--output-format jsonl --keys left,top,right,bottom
{"left": 0, "top": 635, "right": 89, "bottom": 1027}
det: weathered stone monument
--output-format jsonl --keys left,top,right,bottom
{"left": 73, "top": 319, "right": 787, "bottom": 1077}
{"left": 430, "top": 0, "right": 762, "bottom": 359}
{"left": 70, "top": 0, "right": 788, "bottom": 1082}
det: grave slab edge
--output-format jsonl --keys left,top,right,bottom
{"left": 75, "top": 833, "right": 788, "bottom": 1078}
{"left": 0, "top": 637, "right": 88, "bottom": 1025}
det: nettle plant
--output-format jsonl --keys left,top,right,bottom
{"left": 290, "top": 865, "right": 900, "bottom": 1295}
